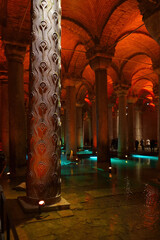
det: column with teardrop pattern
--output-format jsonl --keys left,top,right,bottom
{"left": 26, "top": 0, "right": 61, "bottom": 204}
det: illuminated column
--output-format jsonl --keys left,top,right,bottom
{"left": 127, "top": 96, "right": 137, "bottom": 153}
{"left": 108, "top": 103, "right": 113, "bottom": 147}
{"left": 0, "top": 77, "right": 9, "bottom": 162}
{"left": 0, "top": 79, "right": 1, "bottom": 143}
{"left": 135, "top": 105, "right": 143, "bottom": 142}
{"left": 84, "top": 113, "right": 92, "bottom": 147}
{"left": 115, "top": 85, "right": 129, "bottom": 158}
{"left": 95, "top": 66, "right": 110, "bottom": 162}
{"left": 5, "top": 43, "right": 26, "bottom": 172}
{"left": 87, "top": 48, "right": 113, "bottom": 163}
{"left": 138, "top": 1, "right": 160, "bottom": 165}
{"left": 65, "top": 85, "right": 77, "bottom": 156}
{"left": 76, "top": 104, "right": 83, "bottom": 149}
{"left": 91, "top": 97, "right": 97, "bottom": 153}
{"left": 26, "top": 0, "right": 61, "bottom": 204}
{"left": 153, "top": 74, "right": 160, "bottom": 166}
{"left": 60, "top": 108, "right": 65, "bottom": 147}
{"left": 113, "top": 107, "right": 118, "bottom": 139}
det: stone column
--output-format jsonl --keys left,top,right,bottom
{"left": 87, "top": 49, "right": 113, "bottom": 164}
{"left": 157, "top": 78, "right": 160, "bottom": 165}
{"left": 138, "top": 3, "right": 160, "bottom": 165}
{"left": 127, "top": 96, "right": 137, "bottom": 153}
{"left": 135, "top": 105, "right": 143, "bottom": 142}
{"left": 25, "top": 0, "right": 61, "bottom": 204}
{"left": 76, "top": 104, "right": 83, "bottom": 150}
{"left": 91, "top": 97, "right": 97, "bottom": 153}
{"left": 115, "top": 85, "right": 129, "bottom": 158}
{"left": 0, "top": 78, "right": 2, "bottom": 144}
{"left": 108, "top": 103, "right": 113, "bottom": 147}
{"left": 5, "top": 43, "right": 26, "bottom": 172}
{"left": 60, "top": 108, "right": 65, "bottom": 147}
{"left": 65, "top": 85, "right": 77, "bottom": 156}
{"left": 0, "top": 77, "right": 9, "bottom": 162}
{"left": 153, "top": 73, "right": 160, "bottom": 166}
{"left": 112, "top": 107, "right": 118, "bottom": 139}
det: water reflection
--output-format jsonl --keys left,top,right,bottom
{"left": 143, "top": 184, "right": 160, "bottom": 229}
{"left": 125, "top": 176, "right": 133, "bottom": 198}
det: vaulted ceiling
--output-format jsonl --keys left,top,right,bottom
{"left": 0, "top": 0, "right": 160, "bottom": 108}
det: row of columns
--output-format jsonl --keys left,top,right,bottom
{"left": 0, "top": 44, "right": 27, "bottom": 173}
{"left": 0, "top": 47, "right": 145, "bottom": 168}
{"left": 0, "top": 43, "right": 146, "bottom": 169}
{"left": 0, "top": 0, "right": 159, "bottom": 206}
{"left": 61, "top": 90, "right": 144, "bottom": 157}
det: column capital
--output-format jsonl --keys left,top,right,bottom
{"left": 0, "top": 71, "right": 8, "bottom": 81}
{"left": 138, "top": 0, "right": 160, "bottom": 20}
{"left": 153, "top": 83, "right": 159, "bottom": 105}
{"left": 86, "top": 45, "right": 114, "bottom": 71}
{"left": 127, "top": 95, "right": 138, "bottom": 104}
{"left": 138, "top": 1, "right": 160, "bottom": 44}
{"left": 109, "top": 93, "right": 117, "bottom": 105}
{"left": 153, "top": 83, "right": 159, "bottom": 96}
{"left": 63, "top": 77, "right": 81, "bottom": 88}
{"left": 114, "top": 84, "right": 130, "bottom": 97}
{"left": 90, "top": 96, "right": 96, "bottom": 103}
{"left": 5, "top": 43, "right": 27, "bottom": 63}
{"left": 76, "top": 103, "right": 84, "bottom": 108}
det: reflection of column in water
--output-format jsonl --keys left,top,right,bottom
{"left": 136, "top": 158, "right": 141, "bottom": 181}
{"left": 143, "top": 184, "right": 159, "bottom": 229}
{"left": 125, "top": 176, "right": 132, "bottom": 198}
{"left": 146, "top": 159, "right": 150, "bottom": 165}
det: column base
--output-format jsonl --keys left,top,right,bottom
{"left": 66, "top": 154, "right": 80, "bottom": 162}
{"left": 97, "top": 161, "right": 111, "bottom": 171}
{"left": 18, "top": 196, "right": 70, "bottom": 213}
{"left": 118, "top": 152, "right": 128, "bottom": 159}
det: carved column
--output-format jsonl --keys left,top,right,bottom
{"left": 91, "top": 97, "right": 97, "bottom": 154}
{"left": 25, "top": 0, "right": 61, "bottom": 204}
{"left": 5, "top": 43, "right": 26, "bottom": 172}
{"left": 87, "top": 47, "right": 113, "bottom": 163}
{"left": 65, "top": 85, "right": 77, "bottom": 156}
{"left": 0, "top": 76, "right": 9, "bottom": 161}
{"left": 115, "top": 85, "right": 129, "bottom": 158}
{"left": 76, "top": 104, "right": 83, "bottom": 150}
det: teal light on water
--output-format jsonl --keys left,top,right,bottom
{"left": 90, "top": 156, "right": 128, "bottom": 165}
{"left": 132, "top": 154, "right": 158, "bottom": 160}
{"left": 78, "top": 150, "right": 93, "bottom": 154}
{"left": 90, "top": 156, "right": 97, "bottom": 161}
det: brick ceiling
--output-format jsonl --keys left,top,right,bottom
{"left": 0, "top": 0, "right": 160, "bottom": 106}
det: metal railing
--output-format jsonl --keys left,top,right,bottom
{"left": 0, "top": 186, "right": 19, "bottom": 240}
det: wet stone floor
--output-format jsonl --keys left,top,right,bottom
{"left": 1, "top": 153, "right": 160, "bottom": 240}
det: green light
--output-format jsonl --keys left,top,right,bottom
{"left": 132, "top": 154, "right": 158, "bottom": 160}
